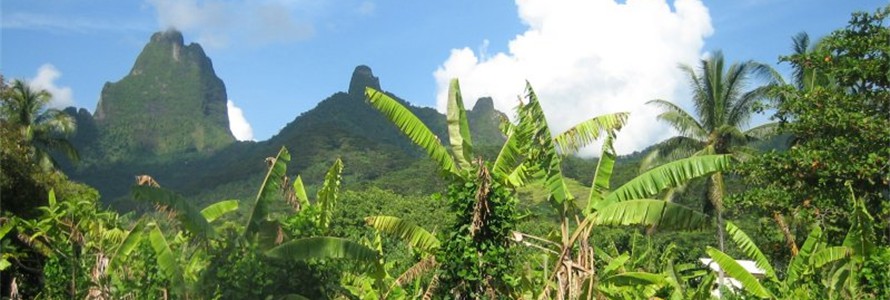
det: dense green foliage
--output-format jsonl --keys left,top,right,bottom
{"left": 737, "top": 6, "right": 890, "bottom": 242}
{"left": 3, "top": 6, "right": 889, "bottom": 299}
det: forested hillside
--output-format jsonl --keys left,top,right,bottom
{"left": 1, "top": 5, "right": 887, "bottom": 300}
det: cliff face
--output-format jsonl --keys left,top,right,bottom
{"left": 94, "top": 29, "right": 234, "bottom": 161}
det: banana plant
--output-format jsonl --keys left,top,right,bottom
{"left": 366, "top": 79, "right": 629, "bottom": 297}
{"left": 364, "top": 215, "right": 442, "bottom": 298}
{"left": 365, "top": 79, "right": 533, "bottom": 296}
{"left": 8, "top": 189, "right": 149, "bottom": 299}
{"left": 704, "top": 216, "right": 862, "bottom": 299}
{"left": 500, "top": 83, "right": 727, "bottom": 298}
{"left": 128, "top": 188, "right": 239, "bottom": 298}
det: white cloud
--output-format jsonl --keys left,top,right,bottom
{"left": 146, "top": 0, "right": 314, "bottom": 48}
{"left": 434, "top": 0, "right": 713, "bottom": 155}
{"left": 30, "top": 64, "right": 75, "bottom": 109}
{"left": 227, "top": 100, "right": 255, "bottom": 141}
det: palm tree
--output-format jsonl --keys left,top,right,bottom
{"left": 0, "top": 79, "right": 78, "bottom": 170}
{"left": 646, "top": 51, "right": 778, "bottom": 253}
{"left": 788, "top": 32, "right": 834, "bottom": 92}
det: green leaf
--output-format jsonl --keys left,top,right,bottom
{"left": 593, "top": 200, "right": 710, "bottom": 231}
{"left": 266, "top": 237, "right": 379, "bottom": 265}
{"left": 149, "top": 226, "right": 184, "bottom": 291}
{"left": 602, "top": 253, "right": 630, "bottom": 276}
{"left": 492, "top": 130, "right": 525, "bottom": 186}
{"left": 200, "top": 200, "right": 238, "bottom": 223}
{"left": 828, "top": 263, "right": 851, "bottom": 296}
{"left": 595, "top": 155, "right": 731, "bottom": 211}
{"left": 446, "top": 79, "right": 474, "bottom": 170}
{"left": 0, "top": 218, "right": 16, "bottom": 239}
{"left": 132, "top": 185, "right": 217, "bottom": 239}
{"left": 519, "top": 83, "right": 574, "bottom": 206}
{"left": 48, "top": 188, "right": 57, "bottom": 207}
{"left": 553, "top": 112, "right": 628, "bottom": 155}
{"left": 293, "top": 175, "right": 309, "bottom": 208}
{"left": 366, "top": 87, "right": 456, "bottom": 175}
{"left": 843, "top": 190, "right": 875, "bottom": 260}
{"left": 245, "top": 146, "right": 290, "bottom": 237}
{"left": 601, "top": 272, "right": 666, "bottom": 287}
{"left": 786, "top": 225, "right": 822, "bottom": 284}
{"left": 365, "top": 216, "right": 439, "bottom": 253}
{"left": 811, "top": 246, "right": 851, "bottom": 269}
{"left": 705, "top": 247, "right": 773, "bottom": 299}
{"left": 108, "top": 220, "right": 145, "bottom": 273}
{"left": 725, "top": 221, "right": 776, "bottom": 279}
{"left": 317, "top": 159, "right": 343, "bottom": 230}
{"left": 586, "top": 135, "right": 616, "bottom": 214}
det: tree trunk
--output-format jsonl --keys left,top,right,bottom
{"left": 708, "top": 173, "right": 727, "bottom": 286}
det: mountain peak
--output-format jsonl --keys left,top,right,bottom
{"left": 472, "top": 97, "right": 495, "bottom": 113}
{"left": 151, "top": 29, "right": 185, "bottom": 46}
{"left": 348, "top": 65, "right": 381, "bottom": 98}
{"left": 92, "top": 30, "right": 233, "bottom": 160}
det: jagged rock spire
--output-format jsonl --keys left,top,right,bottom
{"left": 348, "top": 65, "right": 381, "bottom": 98}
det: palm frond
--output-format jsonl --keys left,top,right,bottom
{"left": 553, "top": 112, "right": 628, "bottom": 155}
{"left": 705, "top": 247, "right": 773, "bottom": 299}
{"left": 446, "top": 79, "right": 474, "bottom": 170}
{"left": 366, "top": 87, "right": 456, "bottom": 175}
{"left": 38, "top": 109, "right": 76, "bottom": 136}
{"left": 726, "top": 82, "right": 767, "bottom": 128}
{"left": 365, "top": 216, "right": 440, "bottom": 253}
{"left": 647, "top": 99, "right": 707, "bottom": 140}
{"left": 725, "top": 221, "right": 776, "bottom": 279}
{"left": 594, "top": 155, "right": 731, "bottom": 212}
{"left": 593, "top": 200, "right": 710, "bottom": 231}
{"left": 643, "top": 136, "right": 705, "bottom": 169}
{"left": 245, "top": 146, "right": 290, "bottom": 237}
{"left": 35, "top": 135, "right": 80, "bottom": 164}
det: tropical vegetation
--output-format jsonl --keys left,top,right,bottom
{"left": 1, "top": 5, "right": 887, "bottom": 300}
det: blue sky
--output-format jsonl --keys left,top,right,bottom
{"left": 2, "top": 0, "right": 885, "bottom": 154}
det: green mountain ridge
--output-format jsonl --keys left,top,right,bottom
{"left": 91, "top": 29, "right": 234, "bottom": 162}
{"left": 62, "top": 30, "right": 784, "bottom": 211}
{"left": 62, "top": 31, "right": 511, "bottom": 208}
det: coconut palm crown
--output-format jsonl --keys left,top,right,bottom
{"left": 0, "top": 79, "right": 79, "bottom": 170}
{"left": 647, "top": 50, "right": 779, "bottom": 163}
